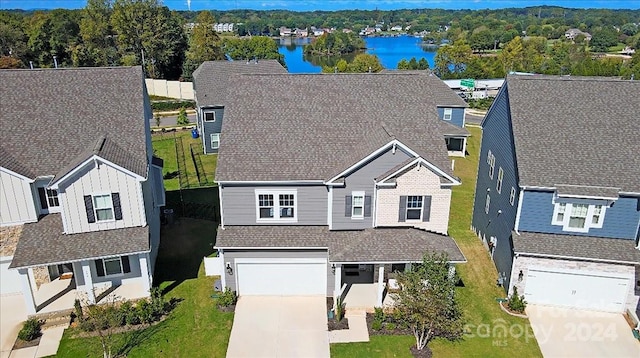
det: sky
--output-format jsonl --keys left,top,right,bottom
{"left": 1, "top": 0, "right": 639, "bottom": 11}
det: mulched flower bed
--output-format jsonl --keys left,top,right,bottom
{"left": 410, "top": 345, "right": 433, "bottom": 358}
{"left": 13, "top": 336, "right": 41, "bottom": 350}
{"left": 218, "top": 304, "right": 235, "bottom": 312}
{"left": 326, "top": 297, "right": 349, "bottom": 331}
{"left": 365, "top": 313, "right": 412, "bottom": 336}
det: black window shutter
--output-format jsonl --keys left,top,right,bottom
{"left": 364, "top": 196, "right": 372, "bottom": 217}
{"left": 38, "top": 188, "right": 48, "bottom": 209}
{"left": 95, "top": 259, "right": 105, "bottom": 277}
{"left": 112, "top": 193, "right": 123, "bottom": 220}
{"left": 398, "top": 196, "right": 407, "bottom": 222}
{"left": 345, "top": 195, "right": 352, "bottom": 217}
{"left": 121, "top": 256, "right": 131, "bottom": 273}
{"left": 84, "top": 195, "right": 96, "bottom": 223}
{"left": 422, "top": 196, "right": 432, "bottom": 222}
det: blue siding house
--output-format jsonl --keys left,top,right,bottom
{"left": 472, "top": 75, "right": 640, "bottom": 315}
{"left": 192, "top": 60, "right": 287, "bottom": 154}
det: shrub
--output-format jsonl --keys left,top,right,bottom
{"left": 217, "top": 288, "right": 237, "bottom": 307}
{"left": 507, "top": 286, "right": 527, "bottom": 313}
{"left": 386, "top": 323, "right": 397, "bottom": 331}
{"left": 18, "top": 318, "right": 42, "bottom": 341}
{"left": 150, "top": 287, "right": 168, "bottom": 316}
{"left": 137, "top": 300, "right": 155, "bottom": 324}
{"left": 73, "top": 299, "right": 84, "bottom": 322}
{"left": 151, "top": 100, "right": 195, "bottom": 112}
{"left": 373, "top": 307, "right": 385, "bottom": 322}
{"left": 334, "top": 297, "right": 345, "bottom": 322}
{"left": 371, "top": 320, "right": 383, "bottom": 331}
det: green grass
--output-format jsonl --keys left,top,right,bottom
{"left": 332, "top": 127, "right": 542, "bottom": 357}
{"left": 56, "top": 218, "right": 232, "bottom": 357}
{"left": 152, "top": 131, "right": 217, "bottom": 191}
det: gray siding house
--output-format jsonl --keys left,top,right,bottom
{"left": 471, "top": 75, "right": 640, "bottom": 315}
{"left": 0, "top": 67, "right": 165, "bottom": 315}
{"left": 215, "top": 73, "right": 467, "bottom": 307}
{"left": 192, "top": 60, "right": 287, "bottom": 154}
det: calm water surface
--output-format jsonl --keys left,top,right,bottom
{"left": 278, "top": 35, "right": 437, "bottom": 73}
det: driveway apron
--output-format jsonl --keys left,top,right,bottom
{"left": 226, "top": 296, "right": 329, "bottom": 358}
{"left": 1, "top": 294, "right": 27, "bottom": 358}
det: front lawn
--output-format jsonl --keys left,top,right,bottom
{"left": 56, "top": 218, "right": 232, "bottom": 357}
{"left": 331, "top": 127, "right": 542, "bottom": 357}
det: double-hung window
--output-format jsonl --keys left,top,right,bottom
{"left": 509, "top": 187, "right": 516, "bottom": 206}
{"left": 488, "top": 154, "right": 495, "bottom": 179}
{"left": 256, "top": 190, "right": 297, "bottom": 222}
{"left": 352, "top": 192, "right": 365, "bottom": 218}
{"left": 95, "top": 256, "right": 131, "bottom": 277}
{"left": 94, "top": 194, "right": 114, "bottom": 221}
{"left": 211, "top": 133, "right": 220, "bottom": 149}
{"left": 406, "top": 196, "right": 423, "bottom": 220}
{"left": 485, "top": 194, "right": 491, "bottom": 214}
{"left": 443, "top": 108, "right": 452, "bottom": 121}
{"left": 552, "top": 201, "right": 607, "bottom": 232}
{"left": 496, "top": 167, "right": 504, "bottom": 193}
{"left": 38, "top": 187, "right": 60, "bottom": 213}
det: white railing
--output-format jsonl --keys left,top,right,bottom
{"left": 203, "top": 256, "right": 224, "bottom": 276}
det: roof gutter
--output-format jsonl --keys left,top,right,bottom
{"left": 10, "top": 249, "right": 151, "bottom": 270}
{"left": 513, "top": 251, "right": 639, "bottom": 266}
{"left": 216, "top": 180, "right": 325, "bottom": 185}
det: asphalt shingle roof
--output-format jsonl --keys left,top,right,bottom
{"left": 216, "top": 226, "right": 466, "bottom": 263}
{"left": 0, "top": 67, "right": 149, "bottom": 179}
{"left": 9, "top": 214, "right": 150, "bottom": 268}
{"left": 216, "top": 73, "right": 462, "bottom": 182}
{"left": 512, "top": 231, "right": 640, "bottom": 263}
{"left": 505, "top": 75, "right": 640, "bottom": 193}
{"left": 193, "top": 60, "right": 287, "bottom": 106}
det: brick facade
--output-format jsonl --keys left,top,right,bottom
{"left": 376, "top": 164, "right": 451, "bottom": 235}
{"left": 509, "top": 255, "right": 638, "bottom": 313}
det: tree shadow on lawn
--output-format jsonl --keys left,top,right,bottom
{"left": 153, "top": 218, "right": 218, "bottom": 295}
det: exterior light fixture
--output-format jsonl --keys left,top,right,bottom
{"left": 226, "top": 262, "right": 233, "bottom": 275}
{"left": 331, "top": 264, "right": 336, "bottom": 274}
{"left": 518, "top": 270, "right": 524, "bottom": 282}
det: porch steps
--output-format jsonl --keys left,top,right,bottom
{"left": 345, "top": 307, "right": 372, "bottom": 315}
{"left": 31, "top": 309, "right": 73, "bottom": 330}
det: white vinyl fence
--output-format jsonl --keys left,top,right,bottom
{"left": 145, "top": 79, "right": 194, "bottom": 100}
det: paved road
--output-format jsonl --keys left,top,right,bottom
{"left": 466, "top": 113, "right": 484, "bottom": 126}
{"left": 149, "top": 114, "right": 196, "bottom": 127}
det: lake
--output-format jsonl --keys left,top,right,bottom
{"left": 278, "top": 35, "right": 437, "bottom": 73}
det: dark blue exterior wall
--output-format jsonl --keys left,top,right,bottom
{"left": 200, "top": 106, "right": 224, "bottom": 154}
{"left": 471, "top": 85, "right": 519, "bottom": 292}
{"left": 518, "top": 191, "right": 640, "bottom": 240}
{"left": 437, "top": 107, "right": 465, "bottom": 128}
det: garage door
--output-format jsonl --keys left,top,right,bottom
{"left": 0, "top": 257, "right": 22, "bottom": 295}
{"left": 524, "top": 269, "right": 630, "bottom": 312}
{"left": 236, "top": 259, "right": 326, "bottom": 296}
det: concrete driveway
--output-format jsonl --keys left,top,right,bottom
{"left": 0, "top": 294, "right": 27, "bottom": 358}
{"left": 527, "top": 305, "right": 640, "bottom": 358}
{"left": 226, "top": 296, "right": 329, "bottom": 358}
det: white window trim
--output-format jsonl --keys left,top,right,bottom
{"left": 509, "top": 187, "right": 516, "bottom": 206}
{"left": 488, "top": 154, "right": 495, "bottom": 179}
{"left": 101, "top": 257, "right": 125, "bottom": 277}
{"left": 551, "top": 201, "right": 607, "bottom": 233}
{"left": 405, "top": 195, "right": 424, "bottom": 221}
{"left": 443, "top": 108, "right": 453, "bottom": 121}
{"left": 203, "top": 110, "right": 216, "bottom": 122}
{"left": 485, "top": 194, "right": 491, "bottom": 214}
{"left": 255, "top": 189, "right": 298, "bottom": 223}
{"left": 351, "top": 191, "right": 365, "bottom": 219}
{"left": 487, "top": 150, "right": 492, "bottom": 165}
{"left": 211, "top": 133, "right": 220, "bottom": 150}
{"left": 92, "top": 193, "right": 115, "bottom": 223}
{"left": 496, "top": 167, "right": 504, "bottom": 194}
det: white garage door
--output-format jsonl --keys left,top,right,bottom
{"left": 236, "top": 259, "right": 326, "bottom": 296}
{"left": 524, "top": 269, "right": 630, "bottom": 312}
{"left": 0, "top": 257, "right": 22, "bottom": 295}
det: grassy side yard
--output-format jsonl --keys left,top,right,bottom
{"left": 332, "top": 127, "right": 542, "bottom": 357}
{"left": 56, "top": 219, "right": 232, "bottom": 357}
{"left": 152, "top": 130, "right": 217, "bottom": 191}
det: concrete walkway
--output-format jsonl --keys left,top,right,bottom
{"left": 527, "top": 305, "right": 640, "bottom": 358}
{"left": 1, "top": 294, "right": 27, "bottom": 358}
{"left": 328, "top": 309, "right": 370, "bottom": 343}
{"left": 226, "top": 296, "right": 329, "bottom": 358}
{"left": 7, "top": 324, "right": 67, "bottom": 358}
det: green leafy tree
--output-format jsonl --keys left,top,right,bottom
{"left": 392, "top": 252, "right": 464, "bottom": 352}
{"left": 176, "top": 107, "right": 189, "bottom": 125}
{"left": 397, "top": 58, "right": 410, "bottom": 69}
{"left": 498, "top": 36, "right": 525, "bottom": 73}
{"left": 76, "top": 0, "right": 117, "bottom": 67}
{"left": 222, "top": 36, "right": 285, "bottom": 66}
{"left": 434, "top": 40, "right": 473, "bottom": 78}
{"left": 182, "top": 10, "right": 224, "bottom": 80}
{"left": 590, "top": 27, "right": 619, "bottom": 52}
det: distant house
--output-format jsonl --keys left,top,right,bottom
{"left": 390, "top": 25, "right": 403, "bottom": 32}
{"left": 192, "top": 60, "right": 287, "bottom": 154}
{"left": 565, "top": 28, "right": 592, "bottom": 41}
{"left": 214, "top": 23, "right": 235, "bottom": 32}
{"left": 472, "top": 74, "right": 640, "bottom": 314}
{"left": 279, "top": 27, "right": 292, "bottom": 37}
{"left": 0, "top": 67, "right": 164, "bottom": 314}
{"left": 294, "top": 28, "right": 308, "bottom": 37}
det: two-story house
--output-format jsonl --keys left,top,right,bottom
{"left": 0, "top": 67, "right": 164, "bottom": 315}
{"left": 472, "top": 74, "right": 640, "bottom": 314}
{"left": 214, "top": 73, "right": 467, "bottom": 306}
{"left": 192, "top": 60, "right": 288, "bottom": 154}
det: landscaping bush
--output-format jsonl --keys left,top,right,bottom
{"left": 507, "top": 287, "right": 527, "bottom": 313}
{"left": 137, "top": 300, "right": 155, "bottom": 324}
{"left": 334, "top": 297, "right": 345, "bottom": 322}
{"left": 217, "top": 288, "right": 237, "bottom": 307}
{"left": 467, "top": 97, "right": 494, "bottom": 110}
{"left": 73, "top": 298, "right": 84, "bottom": 322}
{"left": 372, "top": 320, "right": 383, "bottom": 331}
{"left": 374, "top": 307, "right": 385, "bottom": 322}
{"left": 386, "top": 323, "right": 397, "bottom": 331}
{"left": 18, "top": 318, "right": 42, "bottom": 341}
{"left": 151, "top": 100, "right": 195, "bottom": 112}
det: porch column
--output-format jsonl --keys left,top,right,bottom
{"left": 462, "top": 137, "right": 468, "bottom": 156}
{"left": 333, "top": 264, "right": 342, "bottom": 307}
{"left": 376, "top": 265, "right": 385, "bottom": 307}
{"left": 18, "top": 268, "right": 37, "bottom": 315}
{"left": 139, "top": 254, "right": 151, "bottom": 296}
{"left": 81, "top": 261, "right": 95, "bottom": 304}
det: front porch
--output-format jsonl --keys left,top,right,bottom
{"left": 334, "top": 263, "right": 402, "bottom": 312}
{"left": 33, "top": 276, "right": 149, "bottom": 315}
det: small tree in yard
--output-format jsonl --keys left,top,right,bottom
{"left": 176, "top": 107, "right": 189, "bottom": 126}
{"left": 154, "top": 113, "right": 161, "bottom": 128}
{"left": 81, "top": 296, "right": 123, "bottom": 358}
{"left": 392, "top": 252, "right": 464, "bottom": 352}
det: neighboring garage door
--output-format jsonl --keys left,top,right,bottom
{"left": 0, "top": 257, "right": 22, "bottom": 295}
{"left": 235, "top": 259, "right": 326, "bottom": 296}
{"left": 524, "top": 268, "right": 630, "bottom": 312}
